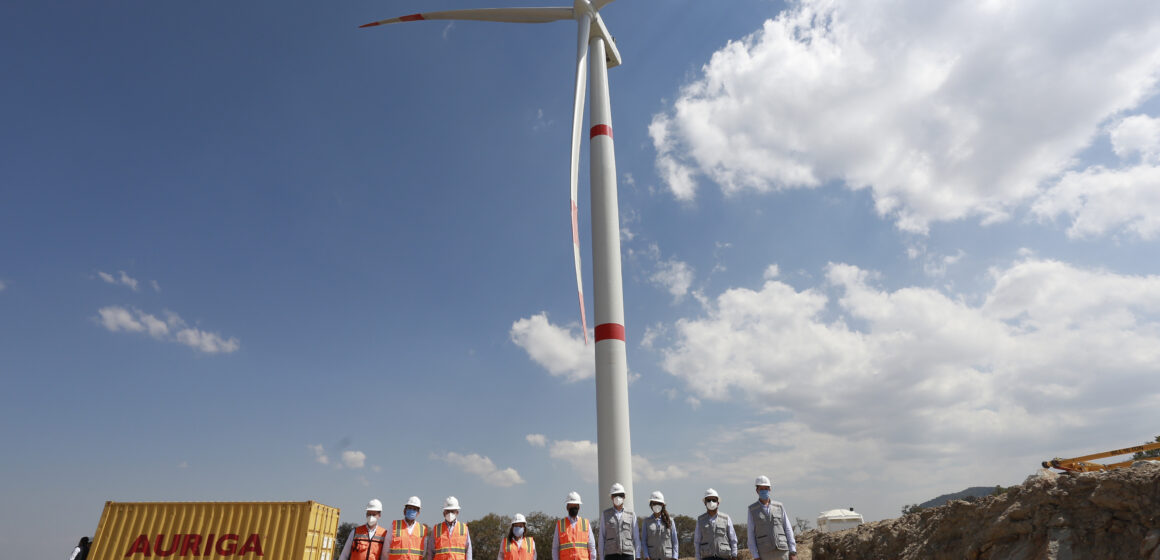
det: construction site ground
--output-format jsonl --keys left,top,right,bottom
{"left": 790, "top": 461, "right": 1160, "bottom": 559}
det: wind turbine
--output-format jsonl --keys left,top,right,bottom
{"left": 361, "top": 0, "right": 635, "bottom": 513}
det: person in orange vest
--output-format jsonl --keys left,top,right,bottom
{"left": 552, "top": 492, "right": 596, "bottom": 560}
{"left": 339, "top": 499, "right": 389, "bottom": 560}
{"left": 427, "top": 497, "right": 472, "bottom": 560}
{"left": 388, "top": 496, "right": 430, "bottom": 560}
{"left": 497, "top": 514, "right": 536, "bottom": 560}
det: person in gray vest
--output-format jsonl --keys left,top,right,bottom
{"left": 746, "top": 476, "right": 796, "bottom": 560}
{"left": 598, "top": 482, "right": 640, "bottom": 560}
{"left": 640, "top": 491, "right": 677, "bottom": 560}
{"left": 693, "top": 489, "right": 737, "bottom": 560}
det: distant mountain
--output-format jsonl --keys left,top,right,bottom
{"left": 918, "top": 486, "right": 996, "bottom": 509}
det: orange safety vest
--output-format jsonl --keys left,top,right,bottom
{"left": 502, "top": 537, "right": 536, "bottom": 560}
{"left": 557, "top": 518, "right": 590, "bottom": 560}
{"left": 389, "top": 520, "right": 429, "bottom": 560}
{"left": 432, "top": 522, "right": 468, "bottom": 560}
{"left": 352, "top": 525, "right": 389, "bottom": 560}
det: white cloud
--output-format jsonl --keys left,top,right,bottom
{"left": 151, "top": 280, "right": 161, "bottom": 293}
{"left": 98, "top": 306, "right": 145, "bottom": 333}
{"left": 342, "top": 450, "right": 367, "bottom": 469}
{"left": 435, "top": 452, "right": 525, "bottom": 487}
{"left": 175, "top": 327, "right": 241, "bottom": 354}
{"left": 510, "top": 313, "right": 595, "bottom": 382}
{"left": 633, "top": 455, "right": 688, "bottom": 482}
{"left": 650, "top": 0, "right": 1160, "bottom": 232}
{"left": 309, "top": 444, "right": 330, "bottom": 466}
{"left": 548, "top": 439, "right": 598, "bottom": 482}
{"left": 1032, "top": 114, "right": 1160, "bottom": 239}
{"left": 96, "top": 306, "right": 239, "bottom": 354}
{"left": 651, "top": 258, "right": 695, "bottom": 302}
{"left": 177, "top": 461, "right": 189, "bottom": 469}
{"left": 1110, "top": 114, "right": 1160, "bottom": 163}
{"left": 0, "top": 280, "right": 5, "bottom": 291}
{"left": 526, "top": 434, "right": 547, "bottom": 447}
{"left": 97, "top": 270, "right": 140, "bottom": 290}
{"left": 657, "top": 257, "right": 1160, "bottom": 459}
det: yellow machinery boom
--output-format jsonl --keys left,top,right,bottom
{"left": 1043, "top": 441, "right": 1160, "bottom": 473}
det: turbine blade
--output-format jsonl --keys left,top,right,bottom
{"left": 592, "top": 0, "right": 617, "bottom": 10}
{"left": 360, "top": 7, "right": 574, "bottom": 28}
{"left": 571, "top": 15, "right": 591, "bottom": 345}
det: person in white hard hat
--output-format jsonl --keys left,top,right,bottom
{"left": 498, "top": 513, "right": 536, "bottom": 560}
{"left": 598, "top": 482, "right": 640, "bottom": 560}
{"left": 338, "top": 499, "right": 389, "bottom": 560}
{"left": 552, "top": 491, "right": 596, "bottom": 560}
{"left": 693, "top": 489, "right": 737, "bottom": 560}
{"left": 639, "top": 491, "right": 677, "bottom": 560}
{"left": 747, "top": 476, "right": 796, "bottom": 560}
{"left": 428, "top": 497, "right": 472, "bottom": 560}
{"left": 388, "top": 497, "right": 430, "bottom": 560}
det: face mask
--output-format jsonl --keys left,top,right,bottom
{"left": 445, "top": 512, "right": 457, "bottom": 523}
{"left": 367, "top": 515, "right": 379, "bottom": 527}
{"left": 651, "top": 505, "right": 663, "bottom": 514}
{"left": 568, "top": 506, "right": 580, "bottom": 517}
{"left": 612, "top": 496, "right": 624, "bottom": 507}
{"left": 512, "top": 527, "right": 525, "bottom": 538}
{"left": 758, "top": 489, "right": 771, "bottom": 500}
{"left": 706, "top": 500, "right": 718, "bottom": 511}
{"left": 405, "top": 509, "right": 418, "bottom": 522}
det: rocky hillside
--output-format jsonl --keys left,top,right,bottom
{"left": 803, "top": 461, "right": 1160, "bottom": 560}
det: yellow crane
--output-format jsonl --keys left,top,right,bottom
{"left": 1043, "top": 441, "right": 1160, "bottom": 473}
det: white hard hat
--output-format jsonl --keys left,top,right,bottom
{"left": 406, "top": 496, "right": 422, "bottom": 508}
{"left": 648, "top": 491, "right": 665, "bottom": 504}
{"left": 366, "top": 499, "right": 384, "bottom": 512}
{"left": 755, "top": 475, "right": 771, "bottom": 487}
{"left": 443, "top": 496, "right": 460, "bottom": 511}
{"left": 609, "top": 482, "right": 626, "bottom": 495}
{"left": 703, "top": 488, "right": 719, "bottom": 499}
{"left": 566, "top": 491, "right": 583, "bottom": 505}
{"left": 511, "top": 513, "right": 527, "bottom": 525}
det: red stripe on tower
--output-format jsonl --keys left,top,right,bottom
{"left": 590, "top": 125, "right": 613, "bottom": 139}
{"left": 595, "top": 323, "right": 625, "bottom": 342}
{"left": 400, "top": 14, "right": 426, "bottom": 21}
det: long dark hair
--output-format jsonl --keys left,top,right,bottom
{"left": 651, "top": 503, "right": 671, "bottom": 531}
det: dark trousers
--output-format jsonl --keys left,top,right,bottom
{"left": 605, "top": 554, "right": 634, "bottom": 560}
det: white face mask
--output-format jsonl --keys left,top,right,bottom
{"left": 651, "top": 505, "right": 663, "bottom": 514}
{"left": 367, "top": 515, "right": 379, "bottom": 527}
{"left": 706, "top": 500, "right": 718, "bottom": 511}
{"left": 445, "top": 512, "right": 457, "bottom": 523}
{"left": 612, "top": 496, "right": 624, "bottom": 507}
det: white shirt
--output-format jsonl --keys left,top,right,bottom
{"left": 551, "top": 516, "right": 597, "bottom": 560}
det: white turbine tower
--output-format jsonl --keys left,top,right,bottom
{"left": 361, "top": 0, "right": 634, "bottom": 513}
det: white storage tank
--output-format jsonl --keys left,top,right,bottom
{"left": 817, "top": 508, "right": 864, "bottom": 533}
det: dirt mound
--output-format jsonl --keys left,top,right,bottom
{"left": 805, "top": 462, "right": 1160, "bottom": 560}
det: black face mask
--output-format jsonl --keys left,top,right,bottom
{"left": 568, "top": 506, "right": 580, "bottom": 517}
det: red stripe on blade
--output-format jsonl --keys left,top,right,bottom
{"left": 400, "top": 14, "right": 426, "bottom": 21}
{"left": 590, "top": 124, "right": 613, "bottom": 139}
{"left": 359, "top": 22, "right": 382, "bottom": 28}
{"left": 595, "top": 323, "right": 625, "bottom": 342}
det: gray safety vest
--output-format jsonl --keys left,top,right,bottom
{"left": 644, "top": 516, "right": 674, "bottom": 560}
{"left": 748, "top": 501, "right": 789, "bottom": 555}
{"left": 601, "top": 507, "right": 635, "bottom": 556}
{"left": 696, "top": 513, "right": 732, "bottom": 559}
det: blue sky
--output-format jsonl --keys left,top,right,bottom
{"left": 4, "top": 0, "right": 1160, "bottom": 557}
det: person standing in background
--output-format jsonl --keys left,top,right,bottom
{"left": 553, "top": 492, "right": 597, "bottom": 560}
{"left": 747, "top": 476, "right": 796, "bottom": 560}
{"left": 640, "top": 492, "right": 677, "bottom": 560}
{"left": 694, "top": 489, "right": 737, "bottom": 560}
{"left": 599, "top": 483, "right": 640, "bottom": 560}
{"left": 498, "top": 513, "right": 535, "bottom": 560}
{"left": 389, "top": 497, "right": 429, "bottom": 560}
{"left": 339, "top": 499, "right": 389, "bottom": 560}
{"left": 429, "top": 497, "right": 472, "bottom": 560}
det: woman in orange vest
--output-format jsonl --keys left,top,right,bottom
{"left": 497, "top": 514, "right": 536, "bottom": 560}
{"left": 339, "top": 499, "right": 389, "bottom": 560}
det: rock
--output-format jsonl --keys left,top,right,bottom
{"left": 809, "top": 467, "right": 1160, "bottom": 559}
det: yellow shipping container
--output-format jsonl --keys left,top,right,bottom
{"left": 90, "top": 501, "right": 341, "bottom": 560}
